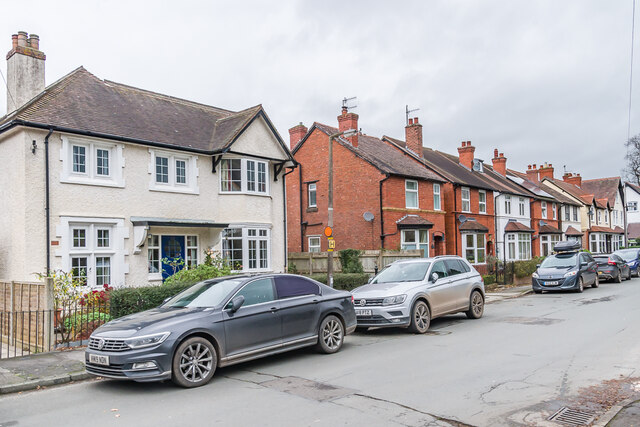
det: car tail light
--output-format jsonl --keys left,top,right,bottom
{"left": 351, "top": 295, "right": 354, "bottom": 304}
{"left": 608, "top": 259, "right": 616, "bottom": 265}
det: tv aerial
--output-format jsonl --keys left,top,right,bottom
{"left": 342, "top": 96, "right": 357, "bottom": 111}
{"left": 406, "top": 105, "right": 420, "bottom": 125}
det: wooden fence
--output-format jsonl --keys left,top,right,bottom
{"left": 288, "top": 249, "right": 423, "bottom": 274}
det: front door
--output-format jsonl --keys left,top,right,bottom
{"left": 161, "top": 235, "right": 185, "bottom": 280}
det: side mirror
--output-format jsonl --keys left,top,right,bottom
{"left": 580, "top": 262, "right": 588, "bottom": 267}
{"left": 227, "top": 295, "right": 245, "bottom": 313}
{"left": 367, "top": 276, "right": 373, "bottom": 284}
{"left": 536, "top": 264, "right": 541, "bottom": 269}
{"left": 430, "top": 272, "right": 439, "bottom": 283}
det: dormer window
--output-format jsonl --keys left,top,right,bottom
{"left": 472, "top": 159, "right": 483, "bottom": 172}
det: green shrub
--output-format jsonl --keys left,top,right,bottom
{"left": 338, "top": 249, "right": 364, "bottom": 273}
{"left": 109, "top": 282, "right": 193, "bottom": 319}
{"left": 482, "top": 274, "right": 496, "bottom": 285}
{"left": 306, "top": 273, "right": 370, "bottom": 291}
{"left": 63, "top": 312, "right": 111, "bottom": 334}
{"left": 514, "top": 257, "right": 544, "bottom": 278}
{"left": 164, "top": 260, "right": 232, "bottom": 287}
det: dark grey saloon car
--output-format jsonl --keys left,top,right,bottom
{"left": 85, "top": 274, "right": 356, "bottom": 388}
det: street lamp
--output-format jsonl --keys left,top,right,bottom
{"left": 327, "top": 128, "right": 358, "bottom": 287}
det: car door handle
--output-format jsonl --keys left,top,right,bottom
{"left": 312, "top": 299, "right": 319, "bottom": 303}
{"left": 270, "top": 307, "right": 279, "bottom": 312}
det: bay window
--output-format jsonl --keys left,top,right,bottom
{"left": 463, "top": 233, "right": 486, "bottom": 264}
{"left": 222, "top": 227, "right": 271, "bottom": 271}
{"left": 401, "top": 229, "right": 429, "bottom": 257}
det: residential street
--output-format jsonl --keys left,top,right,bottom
{"left": 1, "top": 281, "right": 639, "bottom": 427}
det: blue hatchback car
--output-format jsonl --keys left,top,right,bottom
{"left": 613, "top": 249, "right": 640, "bottom": 277}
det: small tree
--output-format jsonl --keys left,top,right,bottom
{"left": 623, "top": 134, "right": 640, "bottom": 185}
{"left": 338, "top": 249, "right": 364, "bottom": 273}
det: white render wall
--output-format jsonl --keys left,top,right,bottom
{"left": 1, "top": 116, "right": 290, "bottom": 285}
{"left": 493, "top": 193, "right": 532, "bottom": 261}
{"left": 626, "top": 185, "right": 640, "bottom": 224}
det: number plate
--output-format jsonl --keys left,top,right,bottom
{"left": 355, "top": 309, "right": 372, "bottom": 316}
{"left": 89, "top": 354, "right": 109, "bottom": 366}
{"left": 544, "top": 281, "right": 559, "bottom": 286}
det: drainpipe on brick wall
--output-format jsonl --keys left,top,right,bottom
{"left": 44, "top": 128, "right": 53, "bottom": 274}
{"left": 379, "top": 174, "right": 390, "bottom": 249}
{"left": 454, "top": 185, "right": 458, "bottom": 255}
{"left": 282, "top": 166, "right": 296, "bottom": 271}
{"left": 298, "top": 165, "right": 304, "bottom": 252}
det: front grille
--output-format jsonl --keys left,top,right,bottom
{"left": 354, "top": 298, "right": 384, "bottom": 306}
{"left": 89, "top": 337, "right": 130, "bottom": 352}
{"left": 356, "top": 315, "right": 391, "bottom": 324}
{"left": 85, "top": 363, "right": 128, "bottom": 377}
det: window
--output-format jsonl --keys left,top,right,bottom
{"left": 95, "top": 257, "right": 111, "bottom": 287}
{"left": 565, "top": 206, "right": 570, "bottom": 221}
{"left": 540, "top": 234, "right": 561, "bottom": 256}
{"left": 597, "top": 210, "right": 602, "bottom": 224}
{"left": 62, "top": 137, "right": 124, "bottom": 187}
{"left": 71, "top": 257, "right": 88, "bottom": 286}
{"left": 444, "top": 259, "right": 464, "bottom": 276}
{"left": 274, "top": 276, "right": 320, "bottom": 299}
{"left": 308, "top": 236, "right": 321, "bottom": 253}
{"left": 220, "top": 158, "right": 269, "bottom": 195}
{"left": 96, "top": 229, "right": 110, "bottom": 248}
{"left": 186, "top": 236, "right": 198, "bottom": 269}
{"left": 461, "top": 187, "right": 471, "bottom": 212}
{"left": 463, "top": 233, "right": 486, "bottom": 264}
{"left": 573, "top": 206, "right": 579, "bottom": 222}
{"left": 629, "top": 201, "right": 639, "bottom": 212}
{"left": 73, "top": 228, "right": 87, "bottom": 248}
{"left": 507, "top": 234, "right": 516, "bottom": 260}
{"left": 222, "top": 227, "right": 270, "bottom": 271}
{"left": 504, "top": 195, "right": 512, "bottom": 215}
{"left": 430, "top": 261, "right": 448, "bottom": 280}
{"left": 149, "top": 150, "right": 198, "bottom": 193}
{"left": 308, "top": 183, "right": 317, "bottom": 208}
{"left": 176, "top": 160, "right": 187, "bottom": 184}
{"left": 519, "top": 198, "right": 525, "bottom": 216}
{"left": 541, "top": 201, "right": 547, "bottom": 219}
{"left": 401, "top": 229, "right": 429, "bottom": 257}
{"left": 479, "top": 190, "right": 487, "bottom": 214}
{"left": 235, "top": 278, "right": 275, "bottom": 307}
{"left": 155, "top": 156, "right": 169, "bottom": 183}
{"left": 148, "top": 235, "right": 160, "bottom": 274}
{"left": 405, "top": 180, "right": 418, "bottom": 209}
{"left": 518, "top": 233, "right": 531, "bottom": 260}
{"left": 433, "top": 183, "right": 441, "bottom": 210}
{"left": 604, "top": 212, "right": 608, "bottom": 224}
{"left": 552, "top": 203, "right": 557, "bottom": 219}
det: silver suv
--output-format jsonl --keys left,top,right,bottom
{"left": 351, "top": 256, "right": 485, "bottom": 333}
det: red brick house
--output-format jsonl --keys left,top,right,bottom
{"left": 286, "top": 109, "right": 447, "bottom": 257}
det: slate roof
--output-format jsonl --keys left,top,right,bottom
{"left": 396, "top": 215, "right": 434, "bottom": 229}
{"left": 0, "top": 67, "right": 291, "bottom": 157}
{"left": 539, "top": 224, "right": 563, "bottom": 234}
{"left": 595, "top": 198, "right": 609, "bottom": 209}
{"left": 504, "top": 221, "right": 534, "bottom": 233}
{"left": 628, "top": 222, "right": 640, "bottom": 239}
{"left": 626, "top": 182, "right": 640, "bottom": 194}
{"left": 581, "top": 177, "right": 621, "bottom": 206}
{"left": 564, "top": 226, "right": 583, "bottom": 236}
{"left": 545, "top": 178, "right": 592, "bottom": 204}
{"left": 310, "top": 123, "right": 445, "bottom": 182}
{"left": 508, "top": 170, "right": 578, "bottom": 205}
{"left": 459, "top": 220, "right": 489, "bottom": 232}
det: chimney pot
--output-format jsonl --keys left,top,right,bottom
{"left": 408, "top": 118, "right": 413, "bottom": 125}
{"left": 528, "top": 165, "right": 531, "bottom": 170}
{"left": 27, "top": 34, "right": 39, "bottom": 50}
{"left": 494, "top": 149, "right": 499, "bottom": 158}
{"left": 499, "top": 152, "right": 504, "bottom": 157}
{"left": 533, "top": 164, "right": 537, "bottom": 169}
{"left": 6, "top": 30, "right": 46, "bottom": 114}
{"left": 405, "top": 115, "right": 423, "bottom": 158}
{"left": 11, "top": 34, "right": 18, "bottom": 49}
{"left": 414, "top": 117, "right": 419, "bottom": 124}
{"left": 17, "top": 31, "right": 27, "bottom": 47}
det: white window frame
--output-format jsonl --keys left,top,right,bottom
{"left": 463, "top": 232, "right": 486, "bottom": 264}
{"left": 541, "top": 201, "right": 547, "bottom": 219}
{"left": 573, "top": 206, "right": 579, "bottom": 222}
{"left": 60, "top": 136, "right": 124, "bottom": 187}
{"left": 564, "top": 206, "right": 570, "bottom": 221}
{"left": 552, "top": 203, "right": 557, "bottom": 220}
{"left": 405, "top": 180, "right": 419, "bottom": 209}
{"left": 221, "top": 226, "right": 271, "bottom": 272}
{"left": 147, "top": 234, "right": 161, "bottom": 276}
{"left": 461, "top": 187, "right": 471, "bottom": 213}
{"left": 540, "top": 234, "right": 561, "bottom": 256}
{"left": 308, "top": 183, "right": 317, "bottom": 208}
{"left": 186, "top": 235, "right": 199, "bottom": 269}
{"left": 401, "top": 229, "right": 429, "bottom": 257}
{"left": 308, "top": 236, "right": 321, "bottom": 253}
{"left": 219, "top": 157, "right": 270, "bottom": 196}
{"left": 478, "top": 190, "right": 487, "bottom": 214}
{"left": 504, "top": 195, "right": 512, "bottom": 215}
{"left": 518, "top": 197, "right": 525, "bottom": 216}
{"left": 629, "top": 201, "right": 639, "bottom": 213}
{"left": 433, "top": 183, "right": 441, "bottom": 211}
{"left": 149, "top": 149, "right": 199, "bottom": 194}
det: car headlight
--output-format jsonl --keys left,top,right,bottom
{"left": 564, "top": 270, "right": 577, "bottom": 278}
{"left": 124, "top": 332, "right": 170, "bottom": 349}
{"left": 532, "top": 272, "right": 539, "bottom": 279}
{"left": 382, "top": 295, "right": 407, "bottom": 306}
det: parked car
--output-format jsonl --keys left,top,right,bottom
{"left": 351, "top": 256, "right": 485, "bottom": 334}
{"left": 532, "top": 241, "right": 598, "bottom": 293}
{"left": 85, "top": 274, "right": 356, "bottom": 388}
{"left": 593, "top": 254, "right": 631, "bottom": 282}
{"left": 613, "top": 248, "right": 640, "bottom": 277}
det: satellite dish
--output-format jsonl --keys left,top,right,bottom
{"left": 539, "top": 220, "right": 547, "bottom": 227}
{"left": 363, "top": 212, "right": 374, "bottom": 222}
{"left": 459, "top": 215, "right": 467, "bottom": 223}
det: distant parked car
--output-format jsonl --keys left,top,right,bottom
{"left": 532, "top": 241, "right": 598, "bottom": 293}
{"left": 613, "top": 249, "right": 640, "bottom": 277}
{"left": 351, "top": 256, "right": 485, "bottom": 334}
{"left": 593, "top": 254, "right": 631, "bottom": 282}
{"left": 85, "top": 274, "right": 356, "bottom": 388}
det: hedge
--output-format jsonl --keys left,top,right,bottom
{"left": 306, "top": 273, "right": 370, "bottom": 291}
{"left": 482, "top": 274, "right": 496, "bottom": 285}
{"left": 109, "top": 282, "right": 193, "bottom": 319}
{"left": 514, "top": 257, "right": 545, "bottom": 278}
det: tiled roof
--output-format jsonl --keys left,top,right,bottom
{"left": 595, "top": 198, "right": 609, "bottom": 209}
{"left": 396, "top": 214, "right": 434, "bottom": 229}
{"left": 539, "top": 224, "right": 563, "bottom": 234}
{"left": 564, "top": 226, "right": 583, "bottom": 236}
{"left": 545, "top": 178, "right": 592, "bottom": 203}
{"left": 504, "top": 221, "right": 534, "bottom": 233}
{"left": 312, "top": 123, "right": 445, "bottom": 182}
{"left": 581, "top": 177, "right": 621, "bottom": 206}
{"left": 628, "top": 222, "right": 640, "bottom": 239}
{"left": 508, "top": 169, "right": 578, "bottom": 204}
{"left": 459, "top": 220, "right": 489, "bottom": 232}
{"left": 590, "top": 225, "right": 621, "bottom": 234}
{"left": 626, "top": 182, "right": 640, "bottom": 194}
{"left": 0, "top": 67, "right": 286, "bottom": 156}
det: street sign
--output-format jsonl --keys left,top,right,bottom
{"left": 324, "top": 226, "right": 333, "bottom": 237}
{"left": 328, "top": 237, "right": 336, "bottom": 251}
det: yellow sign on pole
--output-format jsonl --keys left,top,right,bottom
{"left": 328, "top": 237, "right": 336, "bottom": 251}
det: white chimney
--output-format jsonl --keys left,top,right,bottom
{"left": 6, "top": 31, "right": 46, "bottom": 113}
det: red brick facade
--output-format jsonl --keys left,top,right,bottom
{"left": 529, "top": 199, "right": 561, "bottom": 257}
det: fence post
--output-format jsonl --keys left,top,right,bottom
{"left": 44, "top": 277, "right": 54, "bottom": 351}
{"left": 378, "top": 250, "right": 384, "bottom": 271}
{"left": 8, "top": 281, "right": 14, "bottom": 346}
{"left": 309, "top": 252, "right": 313, "bottom": 275}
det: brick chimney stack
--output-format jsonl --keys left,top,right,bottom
{"left": 6, "top": 31, "right": 46, "bottom": 113}
{"left": 538, "top": 162, "right": 554, "bottom": 180}
{"left": 457, "top": 141, "right": 475, "bottom": 169}
{"left": 288, "top": 122, "right": 308, "bottom": 149}
{"left": 526, "top": 164, "right": 540, "bottom": 181}
{"left": 563, "top": 172, "right": 582, "bottom": 187}
{"left": 337, "top": 106, "right": 359, "bottom": 147}
{"left": 492, "top": 149, "right": 507, "bottom": 176}
{"left": 405, "top": 117, "right": 423, "bottom": 158}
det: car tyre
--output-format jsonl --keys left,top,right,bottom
{"left": 465, "top": 290, "right": 484, "bottom": 319}
{"left": 355, "top": 326, "right": 369, "bottom": 333}
{"left": 316, "top": 315, "right": 344, "bottom": 354}
{"left": 408, "top": 300, "right": 430, "bottom": 334}
{"left": 534, "top": 290, "right": 543, "bottom": 294}
{"left": 615, "top": 270, "right": 622, "bottom": 283}
{"left": 592, "top": 275, "right": 599, "bottom": 288}
{"left": 627, "top": 270, "right": 632, "bottom": 281}
{"left": 172, "top": 337, "right": 217, "bottom": 388}
{"left": 576, "top": 276, "right": 584, "bottom": 293}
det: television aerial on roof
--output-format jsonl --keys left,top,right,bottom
{"left": 342, "top": 96, "right": 357, "bottom": 111}
{"left": 405, "top": 105, "right": 420, "bottom": 125}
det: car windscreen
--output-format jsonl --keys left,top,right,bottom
{"left": 593, "top": 256, "right": 610, "bottom": 265}
{"left": 371, "top": 262, "right": 430, "bottom": 283}
{"left": 540, "top": 253, "right": 577, "bottom": 269}
{"left": 614, "top": 250, "right": 638, "bottom": 262}
{"left": 163, "top": 279, "right": 242, "bottom": 308}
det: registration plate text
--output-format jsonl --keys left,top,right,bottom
{"left": 544, "top": 281, "right": 559, "bottom": 286}
{"left": 355, "top": 309, "right": 372, "bottom": 316}
{"left": 89, "top": 354, "right": 109, "bottom": 366}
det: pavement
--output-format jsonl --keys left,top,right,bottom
{"left": 0, "top": 282, "right": 636, "bottom": 426}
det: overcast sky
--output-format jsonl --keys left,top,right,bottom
{"left": 1, "top": 0, "right": 637, "bottom": 180}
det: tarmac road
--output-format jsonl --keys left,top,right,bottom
{"left": 1, "top": 279, "right": 639, "bottom": 426}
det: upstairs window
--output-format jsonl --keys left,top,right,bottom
{"left": 433, "top": 183, "right": 441, "bottom": 210}
{"left": 552, "top": 203, "right": 557, "bottom": 219}
{"left": 504, "top": 195, "right": 512, "bottom": 215}
{"left": 565, "top": 206, "right": 570, "bottom": 221}
{"left": 220, "top": 158, "right": 269, "bottom": 195}
{"left": 461, "top": 187, "right": 471, "bottom": 212}
{"left": 541, "top": 201, "right": 547, "bottom": 219}
{"left": 405, "top": 180, "right": 418, "bottom": 209}
{"left": 96, "top": 149, "right": 109, "bottom": 176}
{"left": 308, "top": 183, "right": 317, "bottom": 208}
{"left": 73, "top": 146, "right": 86, "bottom": 173}
{"left": 629, "top": 201, "right": 638, "bottom": 212}
{"left": 150, "top": 150, "right": 198, "bottom": 194}
{"left": 573, "top": 206, "right": 579, "bottom": 222}
{"left": 62, "top": 136, "right": 123, "bottom": 187}
{"left": 479, "top": 190, "right": 487, "bottom": 214}
{"left": 519, "top": 197, "right": 525, "bottom": 216}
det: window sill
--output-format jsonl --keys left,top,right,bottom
{"left": 61, "top": 176, "right": 124, "bottom": 188}
{"left": 150, "top": 185, "right": 199, "bottom": 195}
{"left": 306, "top": 207, "right": 318, "bottom": 213}
{"left": 219, "top": 191, "right": 272, "bottom": 198}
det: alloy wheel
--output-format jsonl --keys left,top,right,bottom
{"left": 179, "top": 343, "right": 214, "bottom": 383}
{"left": 472, "top": 292, "right": 483, "bottom": 317}
{"left": 414, "top": 304, "right": 429, "bottom": 331}
{"left": 322, "top": 318, "right": 343, "bottom": 350}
